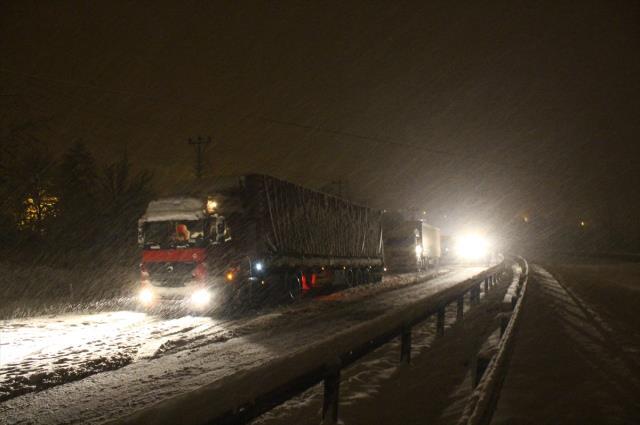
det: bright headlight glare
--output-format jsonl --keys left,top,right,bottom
{"left": 415, "top": 245, "right": 423, "bottom": 257}
{"left": 139, "top": 288, "right": 154, "bottom": 305}
{"left": 455, "top": 234, "right": 490, "bottom": 261}
{"left": 255, "top": 262, "right": 263, "bottom": 271}
{"left": 191, "top": 289, "right": 211, "bottom": 306}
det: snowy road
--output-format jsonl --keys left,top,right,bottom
{"left": 0, "top": 312, "right": 223, "bottom": 401}
{"left": 492, "top": 262, "right": 640, "bottom": 424}
{"left": 0, "top": 266, "right": 485, "bottom": 424}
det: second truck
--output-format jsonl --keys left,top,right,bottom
{"left": 382, "top": 211, "right": 441, "bottom": 272}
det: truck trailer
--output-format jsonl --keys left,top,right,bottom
{"left": 137, "top": 174, "right": 384, "bottom": 310}
{"left": 382, "top": 212, "right": 441, "bottom": 272}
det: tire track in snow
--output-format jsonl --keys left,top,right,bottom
{"left": 533, "top": 265, "right": 640, "bottom": 407}
{"left": 0, "top": 312, "right": 219, "bottom": 401}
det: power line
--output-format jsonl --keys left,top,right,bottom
{"left": 0, "top": 67, "right": 505, "bottom": 166}
{"left": 260, "top": 117, "right": 471, "bottom": 160}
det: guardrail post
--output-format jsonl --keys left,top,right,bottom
{"left": 473, "top": 355, "right": 491, "bottom": 388}
{"left": 322, "top": 361, "right": 341, "bottom": 424}
{"left": 400, "top": 325, "right": 412, "bottom": 363}
{"left": 499, "top": 312, "right": 512, "bottom": 337}
{"left": 484, "top": 277, "right": 489, "bottom": 293}
{"left": 456, "top": 296, "right": 464, "bottom": 321}
{"left": 471, "top": 285, "right": 480, "bottom": 305}
{"left": 436, "top": 307, "right": 445, "bottom": 337}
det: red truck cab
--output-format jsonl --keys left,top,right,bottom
{"left": 137, "top": 197, "right": 228, "bottom": 310}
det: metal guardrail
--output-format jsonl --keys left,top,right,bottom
{"left": 121, "top": 263, "right": 508, "bottom": 425}
{"left": 458, "top": 257, "right": 529, "bottom": 425}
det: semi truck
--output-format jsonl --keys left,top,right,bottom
{"left": 137, "top": 174, "right": 384, "bottom": 310}
{"left": 382, "top": 212, "right": 441, "bottom": 272}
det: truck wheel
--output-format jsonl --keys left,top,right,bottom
{"left": 372, "top": 267, "right": 383, "bottom": 283}
{"left": 286, "top": 271, "right": 303, "bottom": 300}
{"left": 363, "top": 268, "right": 371, "bottom": 284}
{"left": 346, "top": 269, "right": 355, "bottom": 287}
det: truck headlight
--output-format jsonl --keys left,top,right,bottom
{"left": 138, "top": 288, "right": 154, "bottom": 305}
{"left": 191, "top": 289, "right": 211, "bottom": 307}
{"left": 415, "top": 245, "right": 423, "bottom": 257}
{"left": 455, "top": 234, "right": 490, "bottom": 261}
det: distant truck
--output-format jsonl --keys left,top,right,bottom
{"left": 137, "top": 175, "right": 384, "bottom": 309}
{"left": 382, "top": 212, "right": 441, "bottom": 272}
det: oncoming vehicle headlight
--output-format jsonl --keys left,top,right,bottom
{"left": 415, "top": 245, "right": 423, "bottom": 257}
{"left": 138, "top": 288, "right": 154, "bottom": 305}
{"left": 455, "top": 234, "right": 490, "bottom": 261}
{"left": 191, "top": 289, "right": 211, "bottom": 307}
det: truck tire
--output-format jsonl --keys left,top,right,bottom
{"left": 346, "top": 269, "right": 355, "bottom": 287}
{"left": 363, "top": 268, "right": 371, "bottom": 284}
{"left": 371, "top": 266, "right": 383, "bottom": 283}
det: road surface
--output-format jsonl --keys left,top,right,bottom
{"left": 492, "top": 261, "right": 640, "bottom": 424}
{"left": 0, "top": 266, "right": 485, "bottom": 424}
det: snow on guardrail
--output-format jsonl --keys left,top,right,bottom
{"left": 116, "top": 263, "right": 506, "bottom": 425}
{"left": 501, "top": 262, "right": 523, "bottom": 309}
{"left": 457, "top": 256, "right": 528, "bottom": 425}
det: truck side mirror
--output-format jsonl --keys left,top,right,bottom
{"left": 137, "top": 221, "right": 144, "bottom": 247}
{"left": 216, "top": 216, "right": 226, "bottom": 243}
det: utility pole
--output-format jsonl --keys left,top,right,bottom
{"left": 188, "top": 136, "right": 212, "bottom": 179}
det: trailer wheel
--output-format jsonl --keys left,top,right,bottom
{"left": 346, "top": 269, "right": 355, "bottom": 287}
{"left": 363, "top": 268, "right": 371, "bottom": 284}
{"left": 371, "top": 267, "right": 383, "bottom": 283}
{"left": 286, "top": 271, "right": 303, "bottom": 300}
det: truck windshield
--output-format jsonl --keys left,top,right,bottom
{"left": 143, "top": 220, "right": 206, "bottom": 248}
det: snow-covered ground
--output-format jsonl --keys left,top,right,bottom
{"left": 0, "top": 266, "right": 485, "bottom": 424}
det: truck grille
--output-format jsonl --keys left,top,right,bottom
{"left": 146, "top": 262, "right": 194, "bottom": 287}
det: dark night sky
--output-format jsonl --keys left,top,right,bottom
{"left": 2, "top": 1, "right": 639, "bottom": 236}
